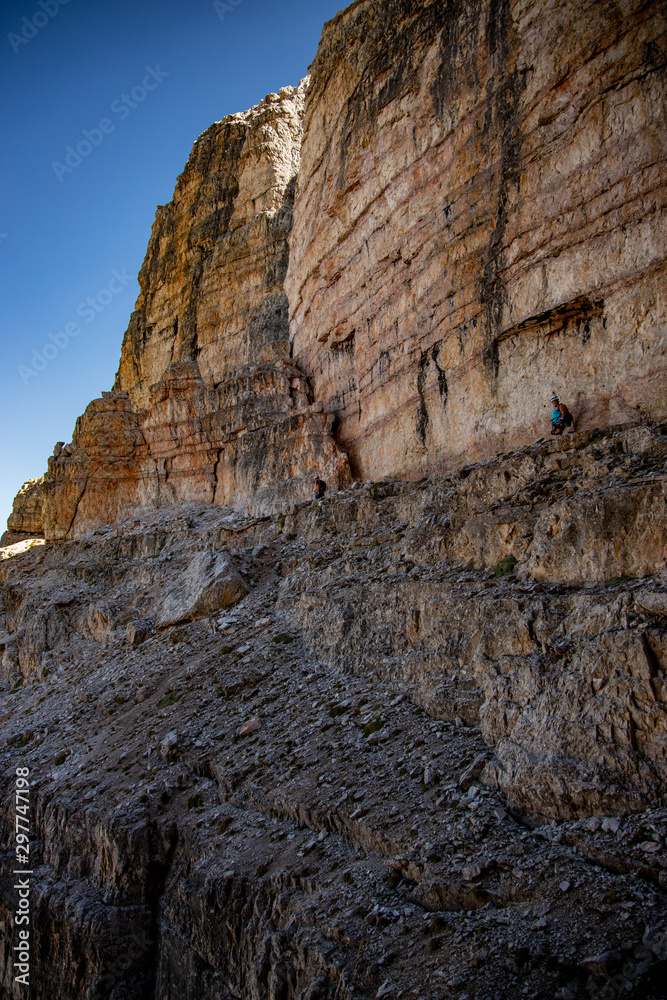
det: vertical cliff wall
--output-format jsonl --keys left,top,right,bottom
{"left": 36, "top": 83, "right": 350, "bottom": 541}
{"left": 5, "top": 0, "right": 667, "bottom": 541}
{"left": 2, "top": 478, "right": 44, "bottom": 546}
{"left": 1, "top": 5, "right": 667, "bottom": 996}
{"left": 115, "top": 82, "right": 304, "bottom": 407}
{"left": 286, "top": 0, "right": 667, "bottom": 479}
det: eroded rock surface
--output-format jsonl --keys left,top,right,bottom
{"left": 35, "top": 84, "right": 349, "bottom": 541}
{"left": 9, "top": 0, "right": 667, "bottom": 541}
{"left": 1, "top": 476, "right": 44, "bottom": 546}
{"left": 287, "top": 0, "right": 667, "bottom": 478}
{"left": 1, "top": 427, "right": 665, "bottom": 998}
{"left": 1, "top": 1, "right": 666, "bottom": 996}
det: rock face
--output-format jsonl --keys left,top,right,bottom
{"left": 279, "top": 423, "right": 667, "bottom": 821}
{"left": 1, "top": 2, "right": 667, "bottom": 997}
{"left": 1, "top": 476, "right": 44, "bottom": 546}
{"left": 1, "top": 427, "right": 666, "bottom": 998}
{"left": 116, "top": 81, "right": 304, "bottom": 407}
{"left": 286, "top": 0, "right": 667, "bottom": 479}
{"left": 38, "top": 83, "right": 350, "bottom": 540}
{"left": 7, "top": 0, "right": 667, "bottom": 538}
{"left": 155, "top": 549, "right": 248, "bottom": 626}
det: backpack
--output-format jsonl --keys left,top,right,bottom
{"left": 316, "top": 479, "right": 327, "bottom": 498}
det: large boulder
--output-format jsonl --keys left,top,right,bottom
{"left": 155, "top": 550, "right": 248, "bottom": 626}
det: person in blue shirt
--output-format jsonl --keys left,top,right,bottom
{"left": 315, "top": 477, "right": 327, "bottom": 500}
{"left": 550, "top": 394, "right": 574, "bottom": 435}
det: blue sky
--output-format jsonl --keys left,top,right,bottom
{"left": 0, "top": 0, "right": 343, "bottom": 529}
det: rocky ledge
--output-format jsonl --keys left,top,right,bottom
{"left": 1, "top": 424, "right": 665, "bottom": 998}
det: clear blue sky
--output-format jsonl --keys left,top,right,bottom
{"left": 0, "top": 0, "right": 343, "bottom": 529}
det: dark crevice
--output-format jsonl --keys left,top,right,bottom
{"left": 147, "top": 823, "right": 179, "bottom": 1000}
{"left": 480, "top": 0, "right": 526, "bottom": 379}
{"left": 431, "top": 342, "right": 448, "bottom": 405}
{"left": 496, "top": 296, "right": 604, "bottom": 344}
{"left": 416, "top": 350, "right": 430, "bottom": 447}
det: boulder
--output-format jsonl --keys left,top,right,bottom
{"left": 155, "top": 551, "right": 248, "bottom": 626}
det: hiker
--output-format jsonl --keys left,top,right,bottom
{"left": 315, "top": 476, "right": 327, "bottom": 500}
{"left": 550, "top": 394, "right": 574, "bottom": 435}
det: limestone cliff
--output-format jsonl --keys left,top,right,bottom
{"left": 1, "top": 2, "right": 667, "bottom": 998}
{"left": 6, "top": 0, "right": 667, "bottom": 539}
{"left": 287, "top": 0, "right": 667, "bottom": 479}
{"left": 13, "top": 82, "right": 350, "bottom": 543}
{"left": 2, "top": 477, "right": 44, "bottom": 546}
{"left": 115, "top": 81, "right": 305, "bottom": 405}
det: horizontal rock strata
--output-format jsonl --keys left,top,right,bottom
{"left": 0, "top": 426, "right": 666, "bottom": 997}
{"left": 277, "top": 423, "right": 667, "bottom": 819}
{"left": 41, "top": 358, "right": 349, "bottom": 540}
{"left": 30, "top": 83, "right": 349, "bottom": 540}
{"left": 286, "top": 0, "right": 667, "bottom": 479}
{"left": 1, "top": 477, "right": 44, "bottom": 547}
{"left": 1, "top": 1, "right": 667, "bottom": 996}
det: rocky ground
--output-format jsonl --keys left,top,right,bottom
{"left": 0, "top": 423, "right": 666, "bottom": 999}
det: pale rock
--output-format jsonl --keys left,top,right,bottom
{"left": 636, "top": 593, "right": 667, "bottom": 620}
{"left": 80, "top": 605, "right": 113, "bottom": 644}
{"left": 237, "top": 716, "right": 261, "bottom": 737}
{"left": 156, "top": 551, "right": 248, "bottom": 626}
{"left": 0, "top": 4, "right": 666, "bottom": 997}
{"left": 160, "top": 731, "right": 178, "bottom": 759}
{"left": 25, "top": 83, "right": 349, "bottom": 541}
{"left": 287, "top": 0, "right": 667, "bottom": 480}
{"left": 1, "top": 477, "right": 45, "bottom": 545}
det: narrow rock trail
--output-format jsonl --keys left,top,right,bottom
{"left": 0, "top": 425, "right": 665, "bottom": 998}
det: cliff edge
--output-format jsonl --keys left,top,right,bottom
{"left": 5, "top": 0, "right": 666, "bottom": 539}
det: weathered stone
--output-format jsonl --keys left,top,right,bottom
{"left": 237, "top": 716, "right": 261, "bottom": 737}
{"left": 286, "top": 0, "right": 667, "bottom": 479}
{"left": 458, "top": 753, "right": 489, "bottom": 790}
{"left": 1, "top": 476, "right": 44, "bottom": 545}
{"left": 0, "top": 477, "right": 665, "bottom": 995}
{"left": 127, "top": 620, "right": 153, "bottom": 648}
{"left": 636, "top": 592, "right": 667, "bottom": 620}
{"left": 0, "top": 2, "right": 665, "bottom": 997}
{"left": 31, "top": 84, "right": 349, "bottom": 541}
{"left": 155, "top": 550, "right": 248, "bottom": 626}
{"left": 279, "top": 424, "right": 667, "bottom": 820}
{"left": 160, "top": 730, "right": 178, "bottom": 759}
